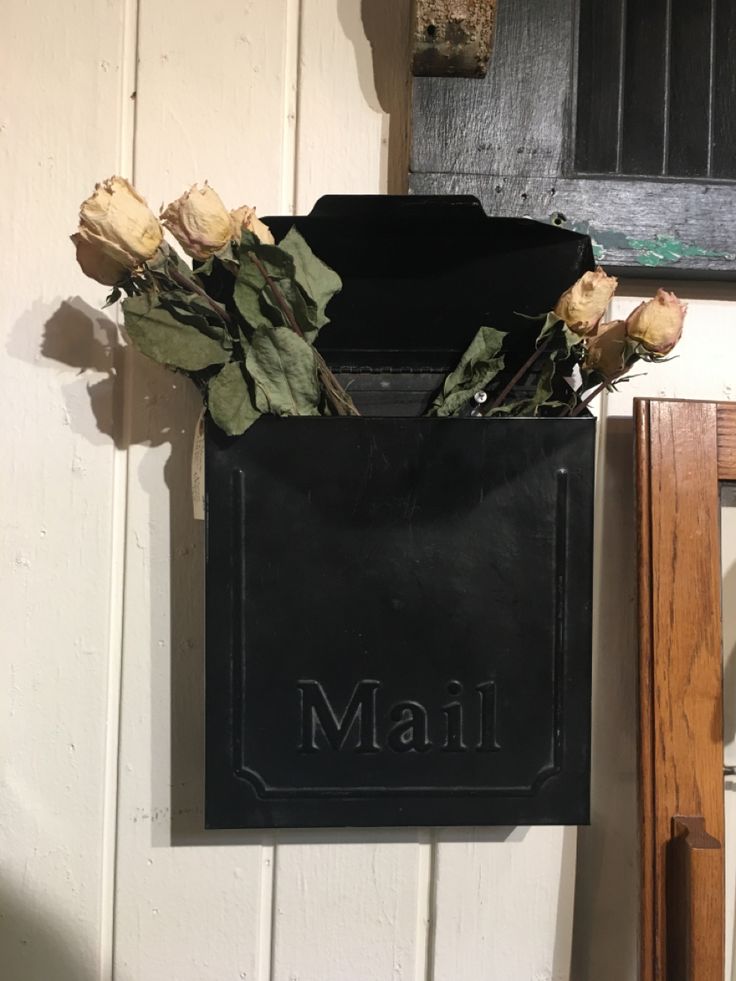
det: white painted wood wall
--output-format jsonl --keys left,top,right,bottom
{"left": 3, "top": 2, "right": 736, "bottom": 979}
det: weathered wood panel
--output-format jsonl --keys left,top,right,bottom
{"left": 410, "top": 173, "right": 736, "bottom": 276}
{"left": 411, "top": 0, "right": 736, "bottom": 275}
{"left": 411, "top": 0, "right": 572, "bottom": 178}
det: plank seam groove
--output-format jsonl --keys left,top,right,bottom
{"left": 258, "top": 840, "right": 276, "bottom": 981}
{"left": 100, "top": 1, "right": 140, "bottom": 977}
{"left": 423, "top": 832, "right": 438, "bottom": 981}
{"left": 293, "top": 0, "right": 305, "bottom": 213}
{"left": 281, "top": 0, "right": 301, "bottom": 215}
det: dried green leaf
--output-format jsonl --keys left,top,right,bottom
{"left": 429, "top": 326, "right": 506, "bottom": 417}
{"left": 122, "top": 294, "right": 229, "bottom": 371}
{"left": 246, "top": 327, "right": 321, "bottom": 416}
{"left": 207, "top": 361, "right": 261, "bottom": 436}
{"left": 233, "top": 239, "right": 295, "bottom": 330}
{"left": 517, "top": 316, "right": 585, "bottom": 415}
{"left": 535, "top": 311, "right": 563, "bottom": 346}
{"left": 278, "top": 226, "right": 342, "bottom": 340}
{"left": 485, "top": 399, "right": 529, "bottom": 417}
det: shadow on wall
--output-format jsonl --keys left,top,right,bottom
{"left": 19, "top": 297, "right": 184, "bottom": 449}
{"left": 569, "top": 415, "right": 639, "bottom": 981}
{"left": 337, "top": 0, "right": 413, "bottom": 194}
{"left": 0, "top": 881, "right": 102, "bottom": 981}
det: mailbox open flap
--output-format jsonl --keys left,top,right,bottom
{"left": 262, "top": 196, "right": 595, "bottom": 371}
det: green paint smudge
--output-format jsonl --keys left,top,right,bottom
{"left": 626, "top": 234, "right": 732, "bottom": 267}
{"left": 565, "top": 219, "right": 734, "bottom": 268}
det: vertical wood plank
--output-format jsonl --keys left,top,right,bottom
{"left": 112, "top": 2, "right": 296, "bottom": 977}
{"left": 620, "top": 0, "right": 668, "bottom": 175}
{"left": 112, "top": 367, "right": 272, "bottom": 981}
{"left": 570, "top": 406, "right": 639, "bottom": 981}
{"left": 711, "top": 0, "right": 736, "bottom": 178}
{"left": 294, "top": 0, "right": 412, "bottom": 209}
{"left": 270, "top": 835, "right": 431, "bottom": 981}
{"left": 667, "top": 0, "right": 712, "bottom": 177}
{"left": 431, "top": 827, "right": 577, "bottom": 980}
{"left": 0, "top": 2, "right": 127, "bottom": 978}
{"left": 576, "top": 0, "right": 625, "bottom": 173}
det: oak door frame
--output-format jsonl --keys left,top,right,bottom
{"left": 636, "top": 398, "right": 736, "bottom": 981}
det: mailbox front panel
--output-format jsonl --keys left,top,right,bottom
{"left": 205, "top": 416, "right": 594, "bottom": 828}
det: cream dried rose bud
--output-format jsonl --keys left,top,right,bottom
{"left": 73, "top": 176, "right": 163, "bottom": 278}
{"left": 626, "top": 289, "right": 686, "bottom": 355}
{"left": 71, "top": 233, "right": 131, "bottom": 286}
{"left": 554, "top": 267, "right": 618, "bottom": 335}
{"left": 230, "top": 205, "right": 275, "bottom": 245}
{"left": 583, "top": 319, "right": 628, "bottom": 381}
{"left": 161, "top": 183, "right": 233, "bottom": 259}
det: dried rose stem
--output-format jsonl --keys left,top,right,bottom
{"left": 167, "top": 265, "right": 233, "bottom": 326}
{"left": 485, "top": 334, "right": 553, "bottom": 412}
{"left": 569, "top": 381, "right": 607, "bottom": 417}
{"left": 249, "top": 252, "right": 359, "bottom": 417}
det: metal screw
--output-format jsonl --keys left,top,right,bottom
{"left": 470, "top": 390, "right": 488, "bottom": 417}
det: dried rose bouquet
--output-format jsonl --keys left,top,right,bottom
{"left": 72, "top": 178, "right": 686, "bottom": 429}
{"left": 429, "top": 268, "right": 686, "bottom": 417}
{"left": 72, "top": 177, "right": 358, "bottom": 434}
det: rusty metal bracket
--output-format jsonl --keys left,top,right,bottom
{"left": 412, "top": 0, "right": 496, "bottom": 78}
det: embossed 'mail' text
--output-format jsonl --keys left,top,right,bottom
{"left": 297, "top": 680, "right": 501, "bottom": 753}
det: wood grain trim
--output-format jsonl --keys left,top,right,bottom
{"left": 636, "top": 398, "right": 725, "bottom": 981}
{"left": 717, "top": 403, "right": 736, "bottom": 480}
{"left": 667, "top": 816, "right": 723, "bottom": 981}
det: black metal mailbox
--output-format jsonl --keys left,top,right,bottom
{"left": 205, "top": 197, "right": 596, "bottom": 828}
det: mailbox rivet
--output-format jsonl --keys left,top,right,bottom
{"left": 470, "top": 390, "right": 488, "bottom": 417}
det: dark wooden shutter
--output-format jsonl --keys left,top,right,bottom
{"left": 410, "top": 0, "right": 736, "bottom": 277}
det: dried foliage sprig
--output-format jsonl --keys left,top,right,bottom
{"left": 430, "top": 268, "right": 686, "bottom": 418}
{"left": 72, "top": 176, "right": 358, "bottom": 435}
